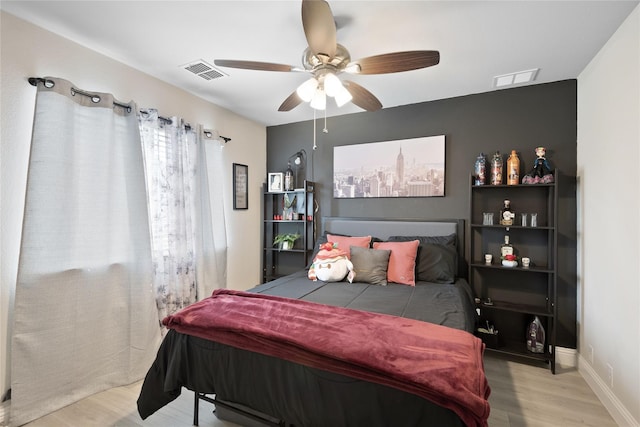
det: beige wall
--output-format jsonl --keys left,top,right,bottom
{"left": 0, "top": 11, "right": 266, "bottom": 399}
{"left": 577, "top": 4, "right": 640, "bottom": 425}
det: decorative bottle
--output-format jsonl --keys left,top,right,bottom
{"left": 474, "top": 153, "right": 487, "bottom": 185}
{"left": 490, "top": 151, "right": 503, "bottom": 185}
{"left": 506, "top": 150, "right": 520, "bottom": 185}
{"left": 284, "top": 162, "right": 294, "bottom": 191}
{"left": 526, "top": 316, "right": 546, "bottom": 353}
{"left": 500, "top": 235, "right": 514, "bottom": 259}
{"left": 500, "top": 199, "right": 515, "bottom": 226}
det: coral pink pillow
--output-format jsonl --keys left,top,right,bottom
{"left": 327, "top": 234, "right": 371, "bottom": 259}
{"left": 373, "top": 240, "right": 420, "bottom": 286}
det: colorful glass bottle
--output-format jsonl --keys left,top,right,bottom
{"left": 474, "top": 153, "right": 487, "bottom": 185}
{"left": 490, "top": 151, "right": 503, "bottom": 185}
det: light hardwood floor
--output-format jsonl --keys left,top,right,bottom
{"left": 19, "top": 354, "right": 616, "bottom": 427}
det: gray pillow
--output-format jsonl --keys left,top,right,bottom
{"left": 415, "top": 244, "right": 457, "bottom": 283}
{"left": 350, "top": 246, "right": 391, "bottom": 286}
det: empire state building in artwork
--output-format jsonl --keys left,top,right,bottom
{"left": 395, "top": 146, "right": 405, "bottom": 193}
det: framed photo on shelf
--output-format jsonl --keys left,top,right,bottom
{"left": 268, "top": 172, "right": 284, "bottom": 192}
{"left": 233, "top": 163, "right": 248, "bottom": 210}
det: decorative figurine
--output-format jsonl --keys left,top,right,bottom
{"left": 522, "top": 146, "right": 554, "bottom": 184}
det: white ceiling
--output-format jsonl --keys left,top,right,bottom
{"left": 2, "top": 1, "right": 638, "bottom": 126}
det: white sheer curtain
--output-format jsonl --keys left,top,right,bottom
{"left": 194, "top": 126, "right": 228, "bottom": 299}
{"left": 11, "top": 77, "right": 161, "bottom": 426}
{"left": 139, "top": 110, "right": 226, "bottom": 325}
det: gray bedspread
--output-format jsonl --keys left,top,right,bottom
{"left": 137, "top": 218, "right": 482, "bottom": 426}
{"left": 249, "top": 270, "right": 477, "bottom": 333}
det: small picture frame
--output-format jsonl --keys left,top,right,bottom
{"left": 233, "top": 163, "right": 248, "bottom": 210}
{"left": 268, "top": 172, "right": 284, "bottom": 192}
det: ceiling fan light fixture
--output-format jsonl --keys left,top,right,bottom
{"left": 323, "top": 73, "right": 342, "bottom": 97}
{"left": 334, "top": 84, "right": 353, "bottom": 107}
{"left": 310, "top": 88, "right": 326, "bottom": 110}
{"left": 296, "top": 77, "right": 319, "bottom": 102}
{"left": 344, "top": 63, "right": 361, "bottom": 74}
{"left": 215, "top": 1, "right": 439, "bottom": 115}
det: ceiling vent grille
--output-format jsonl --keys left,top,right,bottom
{"left": 493, "top": 68, "right": 539, "bottom": 88}
{"left": 182, "top": 60, "right": 227, "bottom": 81}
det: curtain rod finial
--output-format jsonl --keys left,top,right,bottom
{"left": 28, "top": 77, "right": 55, "bottom": 88}
{"left": 203, "top": 129, "right": 231, "bottom": 143}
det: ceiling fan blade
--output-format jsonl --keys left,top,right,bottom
{"left": 214, "top": 59, "right": 295, "bottom": 72}
{"left": 278, "top": 91, "right": 304, "bottom": 112}
{"left": 348, "top": 51, "right": 440, "bottom": 75}
{"left": 301, "top": 0, "right": 337, "bottom": 59}
{"left": 343, "top": 80, "right": 382, "bottom": 111}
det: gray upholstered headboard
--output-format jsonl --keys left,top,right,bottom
{"left": 320, "top": 217, "right": 466, "bottom": 279}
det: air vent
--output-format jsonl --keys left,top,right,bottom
{"left": 182, "top": 60, "right": 227, "bottom": 81}
{"left": 493, "top": 68, "right": 539, "bottom": 88}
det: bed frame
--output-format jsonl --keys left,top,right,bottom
{"left": 185, "top": 217, "right": 470, "bottom": 426}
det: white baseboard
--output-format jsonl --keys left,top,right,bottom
{"left": 556, "top": 346, "right": 577, "bottom": 368}
{"left": 578, "top": 355, "right": 639, "bottom": 427}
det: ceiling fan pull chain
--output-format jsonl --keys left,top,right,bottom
{"left": 313, "top": 109, "right": 317, "bottom": 150}
{"left": 323, "top": 108, "right": 329, "bottom": 134}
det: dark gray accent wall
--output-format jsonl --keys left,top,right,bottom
{"left": 267, "top": 80, "right": 577, "bottom": 348}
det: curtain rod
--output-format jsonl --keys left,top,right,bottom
{"left": 140, "top": 111, "right": 230, "bottom": 142}
{"left": 28, "top": 77, "right": 132, "bottom": 112}
{"left": 28, "top": 77, "right": 231, "bottom": 143}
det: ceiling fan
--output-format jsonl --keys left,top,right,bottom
{"left": 214, "top": 0, "right": 439, "bottom": 113}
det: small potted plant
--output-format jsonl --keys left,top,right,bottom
{"left": 273, "top": 233, "right": 300, "bottom": 250}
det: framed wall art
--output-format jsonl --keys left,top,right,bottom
{"left": 268, "top": 172, "right": 284, "bottom": 192}
{"left": 333, "top": 135, "right": 445, "bottom": 198}
{"left": 233, "top": 163, "right": 248, "bottom": 210}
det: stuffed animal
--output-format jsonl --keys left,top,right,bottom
{"left": 308, "top": 242, "right": 355, "bottom": 283}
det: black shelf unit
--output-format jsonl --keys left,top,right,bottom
{"left": 262, "top": 180, "right": 315, "bottom": 283}
{"left": 469, "top": 172, "right": 558, "bottom": 373}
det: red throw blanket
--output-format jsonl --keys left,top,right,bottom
{"left": 163, "top": 289, "right": 491, "bottom": 427}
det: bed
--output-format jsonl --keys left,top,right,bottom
{"left": 137, "top": 218, "right": 490, "bottom": 427}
